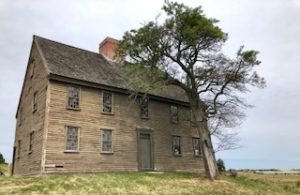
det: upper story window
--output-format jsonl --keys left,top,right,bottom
{"left": 65, "top": 126, "right": 79, "bottom": 152}
{"left": 192, "top": 138, "right": 201, "bottom": 156}
{"left": 172, "top": 136, "right": 181, "bottom": 155}
{"left": 28, "top": 131, "right": 34, "bottom": 154}
{"left": 140, "top": 97, "right": 149, "bottom": 119}
{"left": 101, "top": 129, "right": 113, "bottom": 153}
{"left": 102, "top": 92, "right": 113, "bottom": 114}
{"left": 68, "top": 87, "right": 80, "bottom": 109}
{"left": 170, "top": 105, "right": 179, "bottom": 123}
{"left": 32, "top": 91, "right": 38, "bottom": 112}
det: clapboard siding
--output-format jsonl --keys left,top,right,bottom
{"left": 13, "top": 43, "right": 48, "bottom": 175}
{"left": 13, "top": 36, "right": 204, "bottom": 176}
{"left": 44, "top": 81, "right": 204, "bottom": 174}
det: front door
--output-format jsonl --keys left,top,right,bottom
{"left": 138, "top": 132, "right": 153, "bottom": 170}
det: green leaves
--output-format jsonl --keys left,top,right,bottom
{"left": 163, "top": 1, "right": 226, "bottom": 47}
{"left": 117, "top": 1, "right": 265, "bottom": 123}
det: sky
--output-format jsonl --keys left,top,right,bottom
{"left": 1, "top": 0, "right": 300, "bottom": 170}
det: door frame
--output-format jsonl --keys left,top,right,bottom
{"left": 137, "top": 128, "right": 154, "bottom": 171}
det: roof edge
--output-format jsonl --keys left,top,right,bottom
{"left": 49, "top": 73, "right": 190, "bottom": 106}
{"left": 33, "top": 35, "right": 107, "bottom": 58}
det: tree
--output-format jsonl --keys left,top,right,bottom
{"left": 117, "top": 1, "right": 265, "bottom": 180}
{"left": 216, "top": 158, "right": 226, "bottom": 173}
{"left": 0, "top": 153, "right": 5, "bottom": 164}
{"left": 209, "top": 104, "right": 244, "bottom": 152}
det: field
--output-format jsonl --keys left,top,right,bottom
{"left": 1, "top": 164, "right": 300, "bottom": 194}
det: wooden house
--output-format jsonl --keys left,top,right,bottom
{"left": 12, "top": 36, "right": 204, "bottom": 175}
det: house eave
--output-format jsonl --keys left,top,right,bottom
{"left": 49, "top": 73, "right": 190, "bottom": 107}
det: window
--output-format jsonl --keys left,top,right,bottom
{"left": 29, "top": 131, "right": 34, "bottom": 154}
{"left": 17, "top": 140, "right": 21, "bottom": 159}
{"left": 140, "top": 97, "right": 149, "bottom": 118}
{"left": 65, "top": 126, "right": 79, "bottom": 151}
{"left": 101, "top": 129, "right": 113, "bottom": 153}
{"left": 172, "top": 136, "right": 181, "bottom": 155}
{"left": 32, "top": 91, "right": 37, "bottom": 112}
{"left": 170, "top": 105, "right": 179, "bottom": 123}
{"left": 68, "top": 87, "right": 80, "bottom": 109}
{"left": 30, "top": 58, "right": 35, "bottom": 78}
{"left": 102, "top": 92, "right": 113, "bottom": 113}
{"left": 192, "top": 138, "right": 201, "bottom": 156}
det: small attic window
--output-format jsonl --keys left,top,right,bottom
{"left": 140, "top": 97, "right": 149, "bottom": 119}
{"left": 32, "top": 91, "right": 38, "bottom": 113}
{"left": 30, "top": 58, "right": 35, "bottom": 78}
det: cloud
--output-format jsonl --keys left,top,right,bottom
{"left": 0, "top": 0, "right": 299, "bottom": 169}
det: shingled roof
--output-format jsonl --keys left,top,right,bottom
{"left": 35, "top": 36, "right": 188, "bottom": 103}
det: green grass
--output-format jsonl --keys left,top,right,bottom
{"left": 0, "top": 164, "right": 9, "bottom": 176}
{"left": 0, "top": 169, "right": 300, "bottom": 195}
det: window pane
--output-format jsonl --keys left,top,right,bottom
{"left": 170, "top": 105, "right": 179, "bottom": 123}
{"left": 140, "top": 98, "right": 148, "bottom": 118}
{"left": 29, "top": 132, "right": 34, "bottom": 152}
{"left": 66, "top": 127, "right": 78, "bottom": 151}
{"left": 102, "top": 130, "right": 112, "bottom": 152}
{"left": 192, "top": 138, "right": 201, "bottom": 156}
{"left": 103, "top": 92, "right": 112, "bottom": 113}
{"left": 33, "top": 91, "right": 37, "bottom": 111}
{"left": 172, "top": 136, "right": 181, "bottom": 155}
{"left": 68, "top": 87, "right": 80, "bottom": 108}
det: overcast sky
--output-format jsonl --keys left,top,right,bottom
{"left": 1, "top": 0, "right": 299, "bottom": 169}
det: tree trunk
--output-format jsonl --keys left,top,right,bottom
{"left": 192, "top": 107, "right": 219, "bottom": 180}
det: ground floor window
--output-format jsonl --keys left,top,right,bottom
{"left": 172, "top": 136, "right": 181, "bottom": 155}
{"left": 192, "top": 137, "right": 201, "bottom": 156}
{"left": 65, "top": 126, "right": 79, "bottom": 151}
{"left": 101, "top": 129, "right": 113, "bottom": 153}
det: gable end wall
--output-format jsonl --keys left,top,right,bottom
{"left": 13, "top": 42, "right": 49, "bottom": 175}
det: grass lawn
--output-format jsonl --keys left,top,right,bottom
{"left": 0, "top": 164, "right": 9, "bottom": 176}
{"left": 0, "top": 164, "right": 300, "bottom": 195}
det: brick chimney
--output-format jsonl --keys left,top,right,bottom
{"left": 99, "top": 37, "right": 119, "bottom": 60}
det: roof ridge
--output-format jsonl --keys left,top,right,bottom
{"left": 33, "top": 35, "right": 108, "bottom": 60}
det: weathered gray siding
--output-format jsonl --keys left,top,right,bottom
{"left": 44, "top": 81, "right": 204, "bottom": 174}
{"left": 13, "top": 43, "right": 48, "bottom": 175}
